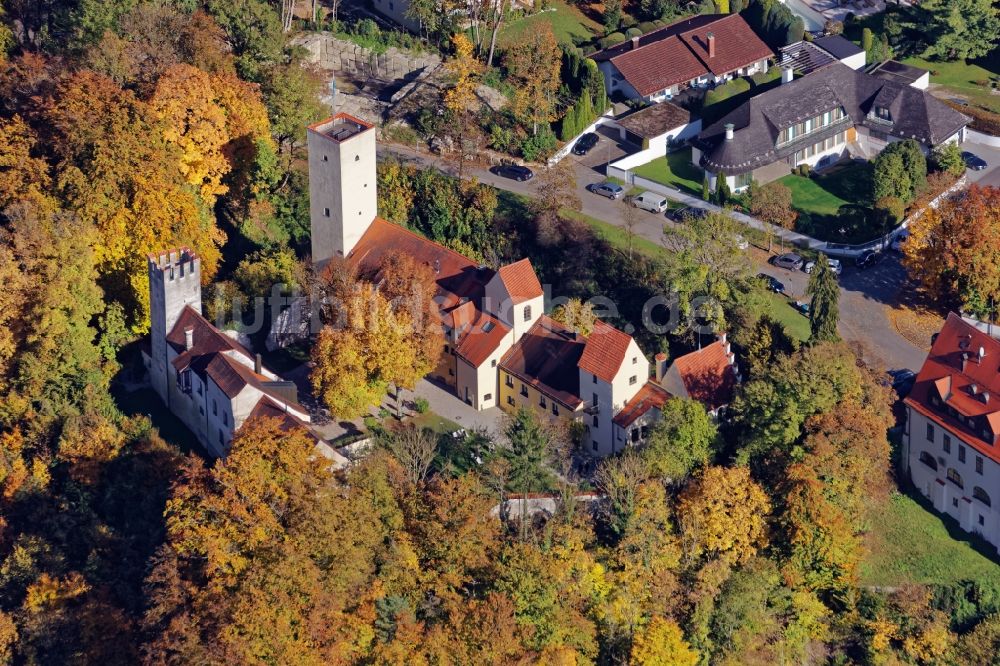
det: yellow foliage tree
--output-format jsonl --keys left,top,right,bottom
{"left": 504, "top": 23, "right": 561, "bottom": 135}
{"left": 443, "top": 33, "right": 483, "bottom": 114}
{"left": 676, "top": 466, "right": 771, "bottom": 567}
{"left": 630, "top": 617, "right": 700, "bottom": 666}
{"left": 312, "top": 284, "right": 432, "bottom": 419}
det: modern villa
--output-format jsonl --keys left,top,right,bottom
{"left": 693, "top": 61, "right": 970, "bottom": 193}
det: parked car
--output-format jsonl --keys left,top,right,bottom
{"left": 962, "top": 151, "right": 988, "bottom": 171}
{"left": 770, "top": 253, "right": 804, "bottom": 271}
{"left": 803, "top": 257, "right": 842, "bottom": 275}
{"left": 667, "top": 205, "right": 709, "bottom": 221}
{"left": 888, "top": 368, "right": 917, "bottom": 397}
{"left": 573, "top": 132, "right": 599, "bottom": 156}
{"left": 793, "top": 300, "right": 811, "bottom": 317}
{"left": 492, "top": 164, "right": 534, "bottom": 181}
{"left": 758, "top": 273, "right": 785, "bottom": 293}
{"left": 588, "top": 181, "right": 624, "bottom": 199}
{"left": 855, "top": 250, "right": 883, "bottom": 270}
{"left": 890, "top": 230, "right": 909, "bottom": 252}
{"left": 631, "top": 191, "right": 669, "bottom": 213}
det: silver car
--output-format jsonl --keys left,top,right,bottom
{"left": 803, "top": 257, "right": 842, "bottom": 275}
{"left": 771, "top": 253, "right": 804, "bottom": 270}
{"left": 588, "top": 181, "right": 624, "bottom": 199}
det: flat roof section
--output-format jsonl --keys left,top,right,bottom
{"left": 867, "top": 59, "right": 927, "bottom": 86}
{"left": 307, "top": 113, "right": 374, "bottom": 143}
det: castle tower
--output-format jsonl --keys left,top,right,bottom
{"left": 148, "top": 248, "right": 201, "bottom": 403}
{"left": 307, "top": 113, "right": 378, "bottom": 268}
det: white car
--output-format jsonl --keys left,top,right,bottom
{"left": 630, "top": 191, "right": 669, "bottom": 213}
{"left": 803, "top": 257, "right": 842, "bottom": 275}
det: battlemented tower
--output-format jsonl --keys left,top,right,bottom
{"left": 307, "top": 113, "right": 378, "bottom": 268}
{"left": 147, "top": 248, "right": 201, "bottom": 403}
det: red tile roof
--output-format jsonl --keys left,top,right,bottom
{"left": 455, "top": 313, "right": 511, "bottom": 367}
{"left": 679, "top": 14, "right": 774, "bottom": 77}
{"left": 348, "top": 217, "right": 485, "bottom": 311}
{"left": 500, "top": 315, "right": 586, "bottom": 409}
{"left": 613, "top": 382, "right": 672, "bottom": 428}
{"left": 611, "top": 35, "right": 708, "bottom": 97}
{"left": 579, "top": 320, "right": 633, "bottom": 383}
{"left": 247, "top": 397, "right": 319, "bottom": 442}
{"left": 905, "top": 313, "right": 1000, "bottom": 464}
{"left": 496, "top": 258, "right": 543, "bottom": 305}
{"left": 671, "top": 339, "right": 737, "bottom": 411}
{"left": 166, "top": 305, "right": 305, "bottom": 413}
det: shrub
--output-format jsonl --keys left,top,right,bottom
{"left": 599, "top": 32, "right": 627, "bottom": 49}
{"left": 702, "top": 175, "right": 711, "bottom": 202}
{"left": 626, "top": 27, "right": 643, "bottom": 38}
{"left": 638, "top": 21, "right": 658, "bottom": 33}
{"left": 824, "top": 19, "right": 843, "bottom": 35}
{"left": 715, "top": 178, "right": 732, "bottom": 206}
{"left": 796, "top": 164, "right": 810, "bottom": 177}
{"left": 875, "top": 195, "right": 906, "bottom": 225}
{"left": 973, "top": 79, "right": 990, "bottom": 87}
{"left": 861, "top": 27, "right": 873, "bottom": 52}
{"left": 413, "top": 397, "right": 430, "bottom": 414}
{"left": 520, "top": 129, "right": 558, "bottom": 161}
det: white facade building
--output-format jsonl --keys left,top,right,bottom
{"left": 903, "top": 314, "right": 1000, "bottom": 552}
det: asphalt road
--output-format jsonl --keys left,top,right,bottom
{"left": 378, "top": 139, "right": 934, "bottom": 372}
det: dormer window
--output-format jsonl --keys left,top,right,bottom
{"left": 875, "top": 106, "right": 891, "bottom": 121}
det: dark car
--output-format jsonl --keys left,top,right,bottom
{"left": 793, "top": 300, "right": 811, "bottom": 317}
{"left": 758, "top": 273, "right": 785, "bottom": 294}
{"left": 573, "top": 132, "right": 599, "bottom": 156}
{"left": 588, "top": 181, "right": 624, "bottom": 199}
{"left": 888, "top": 368, "right": 917, "bottom": 397}
{"left": 962, "top": 151, "right": 988, "bottom": 171}
{"left": 855, "top": 250, "right": 882, "bottom": 270}
{"left": 492, "top": 164, "right": 534, "bottom": 181}
{"left": 667, "top": 205, "right": 709, "bottom": 222}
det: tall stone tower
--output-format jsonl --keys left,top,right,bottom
{"left": 148, "top": 248, "right": 201, "bottom": 403}
{"left": 307, "top": 113, "right": 378, "bottom": 268}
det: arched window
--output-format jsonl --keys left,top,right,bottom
{"left": 974, "top": 486, "right": 991, "bottom": 507}
{"left": 919, "top": 451, "right": 938, "bottom": 470}
{"left": 947, "top": 468, "right": 964, "bottom": 489}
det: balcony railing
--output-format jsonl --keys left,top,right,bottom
{"left": 774, "top": 115, "right": 852, "bottom": 149}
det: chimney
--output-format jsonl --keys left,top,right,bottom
{"left": 724, "top": 123, "right": 734, "bottom": 140}
{"left": 433, "top": 259, "right": 441, "bottom": 275}
{"left": 707, "top": 32, "right": 715, "bottom": 58}
{"left": 255, "top": 353, "right": 262, "bottom": 374}
{"left": 654, "top": 352, "right": 668, "bottom": 383}
{"left": 781, "top": 66, "right": 794, "bottom": 85}
{"left": 979, "top": 345, "right": 986, "bottom": 362}
{"left": 184, "top": 327, "right": 194, "bottom": 350}
{"left": 631, "top": 35, "right": 640, "bottom": 50}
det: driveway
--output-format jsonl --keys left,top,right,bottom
{"left": 378, "top": 141, "right": 929, "bottom": 372}
{"left": 962, "top": 138, "right": 1000, "bottom": 188}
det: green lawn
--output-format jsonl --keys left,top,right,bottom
{"left": 901, "top": 54, "right": 1000, "bottom": 114}
{"left": 500, "top": 1, "right": 601, "bottom": 46}
{"left": 778, "top": 164, "right": 877, "bottom": 243}
{"left": 762, "top": 291, "right": 811, "bottom": 342}
{"left": 861, "top": 491, "right": 1000, "bottom": 587}
{"left": 565, "top": 208, "right": 665, "bottom": 258}
{"left": 632, "top": 149, "right": 703, "bottom": 195}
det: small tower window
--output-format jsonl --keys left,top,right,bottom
{"left": 323, "top": 207, "right": 330, "bottom": 217}
{"left": 322, "top": 155, "right": 328, "bottom": 162}
{"left": 523, "top": 305, "right": 532, "bottom": 321}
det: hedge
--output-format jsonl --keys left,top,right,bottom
{"left": 599, "top": 32, "right": 627, "bottom": 49}
{"left": 947, "top": 102, "right": 1000, "bottom": 136}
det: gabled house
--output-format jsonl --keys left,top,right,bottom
{"left": 903, "top": 313, "right": 1000, "bottom": 553}
{"left": 143, "top": 249, "right": 331, "bottom": 461}
{"left": 612, "top": 333, "right": 739, "bottom": 447}
{"left": 497, "top": 317, "right": 649, "bottom": 457}
{"left": 693, "top": 61, "right": 970, "bottom": 193}
{"left": 592, "top": 14, "right": 774, "bottom": 103}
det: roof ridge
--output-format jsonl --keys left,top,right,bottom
{"left": 361, "top": 217, "right": 477, "bottom": 268}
